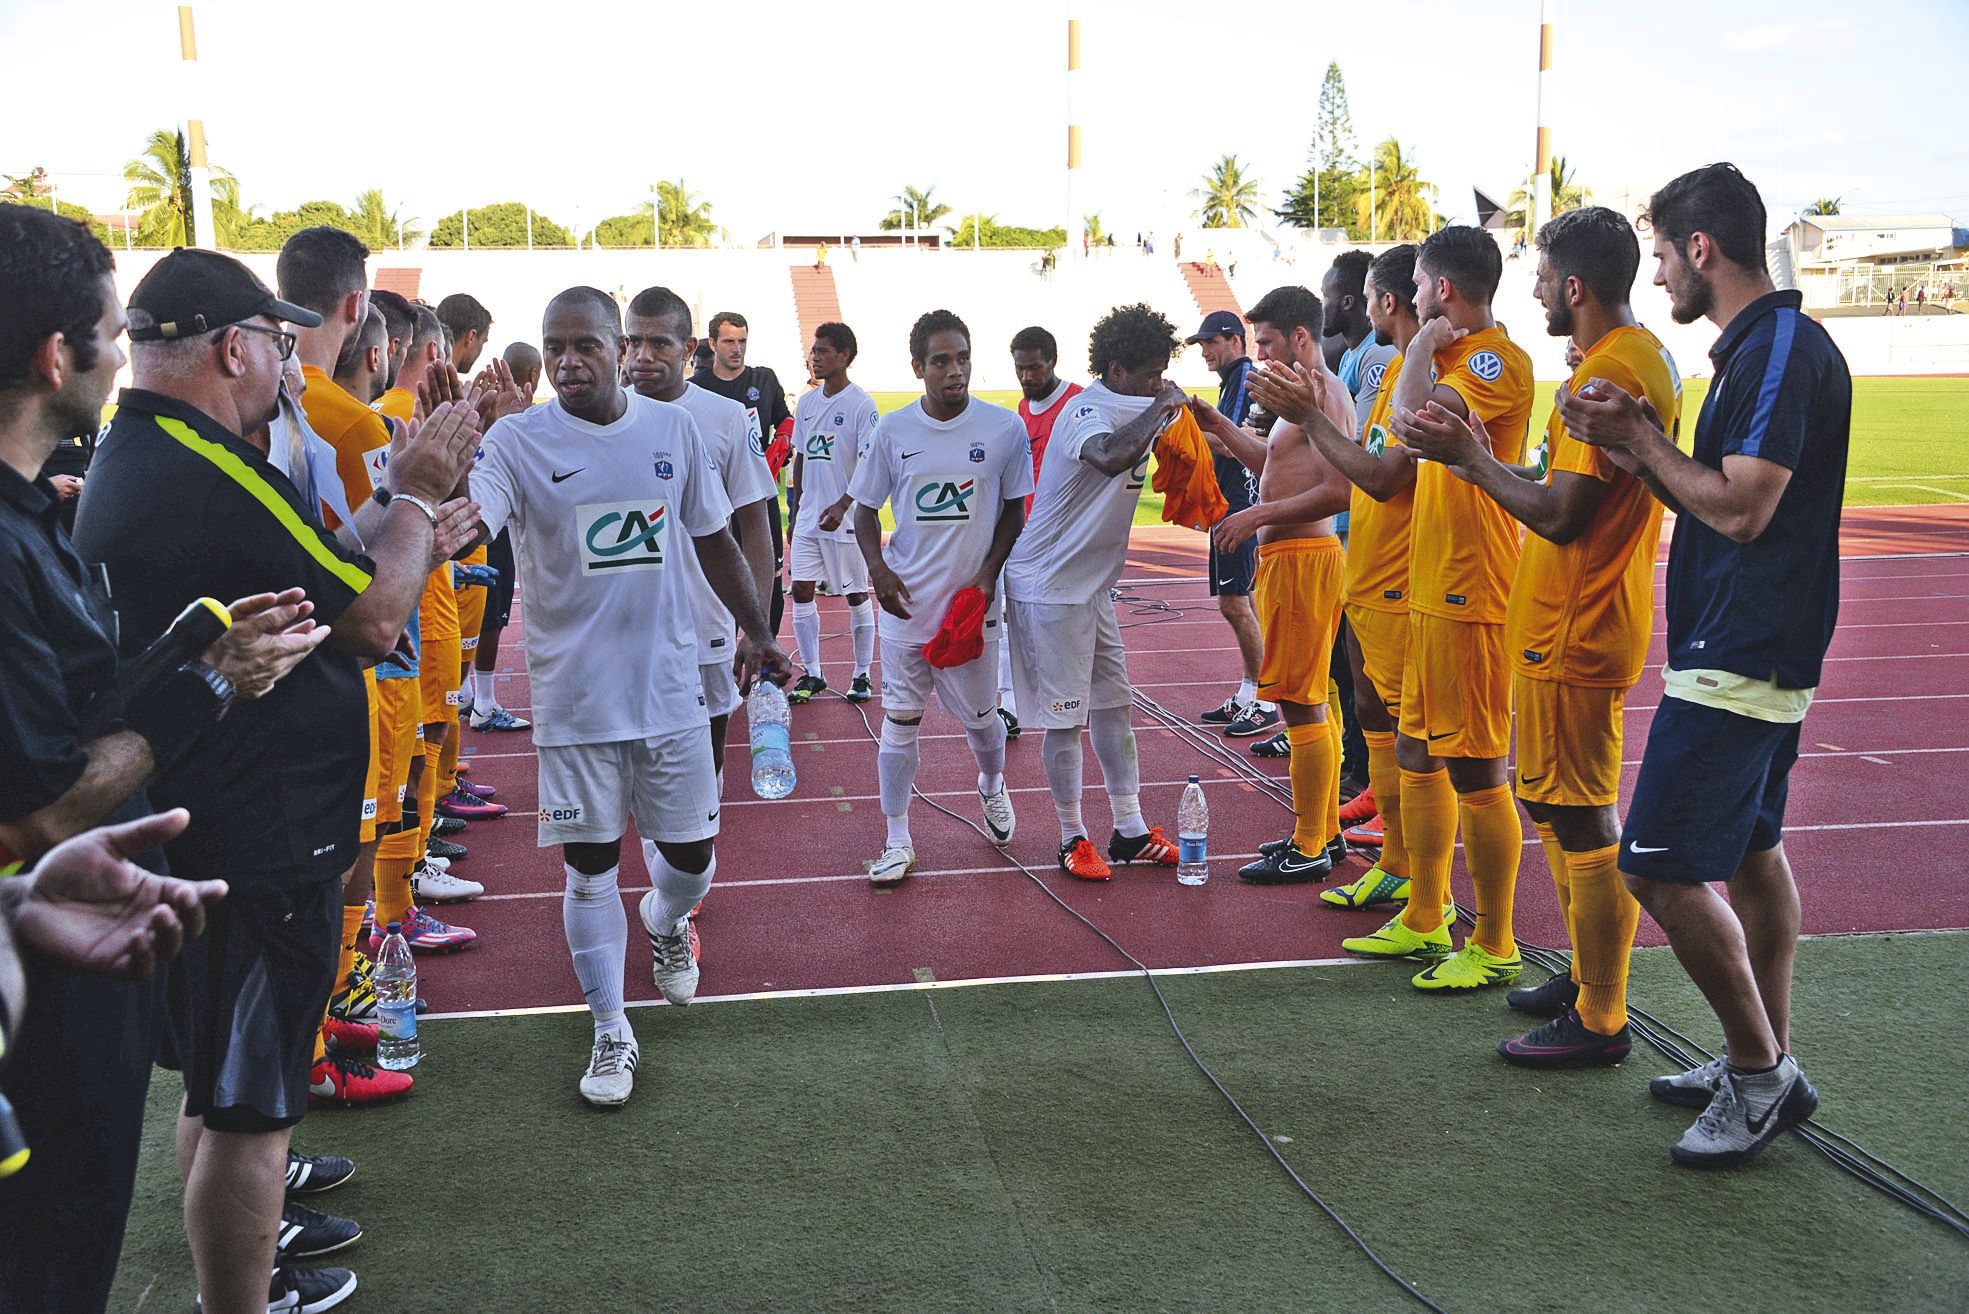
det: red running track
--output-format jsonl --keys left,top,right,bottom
{"left": 424, "top": 505, "right": 1969, "bottom": 1015}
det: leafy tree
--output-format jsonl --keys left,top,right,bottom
{"left": 123, "top": 128, "right": 245, "bottom": 246}
{"left": 1355, "top": 138, "right": 1437, "bottom": 241}
{"left": 429, "top": 202, "right": 572, "bottom": 248}
{"left": 1, "top": 170, "right": 112, "bottom": 242}
{"left": 948, "top": 214, "right": 1066, "bottom": 248}
{"left": 1276, "top": 62, "right": 1363, "bottom": 233}
{"left": 1083, "top": 212, "right": 1105, "bottom": 243}
{"left": 594, "top": 179, "right": 719, "bottom": 248}
{"left": 880, "top": 184, "right": 949, "bottom": 232}
{"left": 1805, "top": 196, "right": 1842, "bottom": 216}
{"left": 1194, "top": 154, "right": 1261, "bottom": 229}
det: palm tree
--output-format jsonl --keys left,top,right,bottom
{"left": 350, "top": 188, "right": 422, "bottom": 249}
{"left": 1508, "top": 155, "right": 1589, "bottom": 222}
{"left": 655, "top": 178, "right": 716, "bottom": 246}
{"left": 1805, "top": 196, "right": 1842, "bottom": 216}
{"left": 3, "top": 166, "right": 51, "bottom": 200}
{"left": 1193, "top": 154, "right": 1261, "bottom": 228}
{"left": 123, "top": 128, "right": 243, "bottom": 246}
{"left": 1083, "top": 212, "right": 1105, "bottom": 244}
{"left": 880, "top": 184, "right": 949, "bottom": 232}
{"left": 1356, "top": 138, "right": 1437, "bottom": 241}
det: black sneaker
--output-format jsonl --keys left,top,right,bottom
{"left": 278, "top": 1200, "right": 362, "bottom": 1260}
{"left": 998, "top": 706, "right": 1021, "bottom": 740}
{"left": 1507, "top": 971, "right": 1580, "bottom": 1017}
{"left": 1225, "top": 704, "right": 1280, "bottom": 737}
{"left": 284, "top": 1151, "right": 354, "bottom": 1195}
{"left": 432, "top": 815, "right": 467, "bottom": 838}
{"left": 845, "top": 673, "right": 874, "bottom": 703}
{"left": 196, "top": 1263, "right": 359, "bottom": 1313}
{"left": 1324, "top": 833, "right": 1349, "bottom": 868}
{"left": 1238, "top": 840, "right": 1333, "bottom": 884}
{"left": 1497, "top": 1009, "right": 1633, "bottom": 1069}
{"left": 1199, "top": 696, "right": 1242, "bottom": 725}
{"left": 787, "top": 674, "right": 827, "bottom": 705}
{"left": 426, "top": 836, "right": 468, "bottom": 861}
{"left": 1249, "top": 730, "right": 1291, "bottom": 758}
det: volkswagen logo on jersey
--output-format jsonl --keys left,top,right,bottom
{"left": 1470, "top": 350, "right": 1504, "bottom": 382}
{"left": 1363, "top": 361, "right": 1386, "bottom": 393}
{"left": 968, "top": 443, "right": 986, "bottom": 464}
{"left": 912, "top": 476, "right": 976, "bottom": 523}
{"left": 579, "top": 501, "right": 668, "bottom": 573}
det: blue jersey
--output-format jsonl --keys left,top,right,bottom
{"left": 1664, "top": 291, "right": 1851, "bottom": 688}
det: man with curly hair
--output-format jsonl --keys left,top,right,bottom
{"left": 1003, "top": 305, "right": 1190, "bottom": 880}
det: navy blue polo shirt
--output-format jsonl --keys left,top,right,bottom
{"left": 1213, "top": 356, "right": 1256, "bottom": 512}
{"left": 1664, "top": 290, "right": 1852, "bottom": 688}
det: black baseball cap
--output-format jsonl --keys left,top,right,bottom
{"left": 127, "top": 248, "right": 322, "bottom": 342}
{"left": 1185, "top": 309, "right": 1244, "bottom": 344}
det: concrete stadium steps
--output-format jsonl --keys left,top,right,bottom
{"left": 374, "top": 267, "right": 422, "bottom": 300}
{"left": 789, "top": 265, "right": 842, "bottom": 359}
{"left": 1178, "top": 259, "right": 1243, "bottom": 321}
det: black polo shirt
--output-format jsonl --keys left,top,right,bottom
{"left": 1664, "top": 290, "right": 1852, "bottom": 688}
{"left": 0, "top": 461, "right": 123, "bottom": 823}
{"left": 72, "top": 389, "right": 375, "bottom": 890}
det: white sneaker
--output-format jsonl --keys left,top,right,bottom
{"left": 980, "top": 785, "right": 1015, "bottom": 846}
{"left": 422, "top": 854, "right": 450, "bottom": 872}
{"left": 411, "top": 860, "right": 483, "bottom": 903}
{"left": 578, "top": 1030, "right": 639, "bottom": 1107}
{"left": 639, "top": 891, "right": 701, "bottom": 1005}
{"left": 868, "top": 844, "right": 916, "bottom": 888}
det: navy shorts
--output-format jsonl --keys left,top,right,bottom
{"left": 1621, "top": 695, "right": 1802, "bottom": 885}
{"left": 484, "top": 529, "right": 517, "bottom": 630}
{"left": 1208, "top": 537, "right": 1258, "bottom": 597}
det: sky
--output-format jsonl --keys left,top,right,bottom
{"left": 5, "top": 0, "right": 1967, "bottom": 242}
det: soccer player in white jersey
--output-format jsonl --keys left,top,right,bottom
{"left": 787, "top": 323, "right": 881, "bottom": 705}
{"left": 1004, "top": 304, "right": 1189, "bottom": 881}
{"left": 624, "top": 285, "right": 779, "bottom": 782}
{"left": 472, "top": 287, "right": 791, "bottom": 1106}
{"left": 846, "top": 310, "right": 1034, "bottom": 886}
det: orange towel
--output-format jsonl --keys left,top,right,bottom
{"left": 1151, "top": 409, "right": 1229, "bottom": 529}
{"left": 924, "top": 586, "right": 988, "bottom": 668}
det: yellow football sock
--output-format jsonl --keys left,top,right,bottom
{"left": 375, "top": 854, "right": 417, "bottom": 932}
{"left": 1533, "top": 822, "right": 1578, "bottom": 981}
{"left": 1460, "top": 784, "right": 1523, "bottom": 959}
{"left": 1568, "top": 844, "right": 1638, "bottom": 1035}
{"left": 437, "top": 717, "right": 461, "bottom": 798}
{"left": 417, "top": 734, "right": 442, "bottom": 853}
{"left": 1324, "top": 682, "right": 1345, "bottom": 839}
{"left": 1286, "top": 720, "right": 1333, "bottom": 852}
{"left": 1364, "top": 731, "right": 1407, "bottom": 877}
{"left": 1397, "top": 767, "right": 1455, "bottom": 934}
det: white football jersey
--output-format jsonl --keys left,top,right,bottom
{"left": 791, "top": 382, "right": 880, "bottom": 542}
{"left": 1003, "top": 381, "right": 1156, "bottom": 606}
{"left": 668, "top": 382, "right": 778, "bottom": 665}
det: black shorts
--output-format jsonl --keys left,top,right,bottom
{"left": 484, "top": 529, "right": 516, "bottom": 631}
{"left": 1208, "top": 537, "right": 1258, "bottom": 597}
{"left": 156, "top": 876, "right": 341, "bottom": 1132}
{"left": 1621, "top": 695, "right": 1802, "bottom": 885}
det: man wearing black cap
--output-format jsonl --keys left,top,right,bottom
{"left": 72, "top": 247, "right": 482, "bottom": 1314}
{"left": 1187, "top": 309, "right": 1277, "bottom": 741}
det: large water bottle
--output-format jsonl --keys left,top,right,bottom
{"left": 375, "top": 924, "right": 419, "bottom": 1070}
{"left": 1177, "top": 774, "right": 1209, "bottom": 886}
{"left": 749, "top": 680, "right": 796, "bottom": 799}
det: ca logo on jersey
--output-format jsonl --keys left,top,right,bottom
{"left": 1469, "top": 350, "right": 1504, "bottom": 382}
{"left": 912, "top": 476, "right": 977, "bottom": 523}
{"left": 805, "top": 432, "right": 835, "bottom": 461}
{"left": 579, "top": 500, "right": 668, "bottom": 573}
{"left": 1365, "top": 423, "right": 1389, "bottom": 457}
{"left": 1127, "top": 454, "right": 1151, "bottom": 491}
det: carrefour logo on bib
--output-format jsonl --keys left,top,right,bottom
{"left": 912, "top": 475, "right": 977, "bottom": 523}
{"left": 579, "top": 500, "right": 668, "bottom": 573}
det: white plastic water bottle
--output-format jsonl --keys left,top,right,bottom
{"left": 1177, "top": 774, "right": 1209, "bottom": 886}
{"left": 375, "top": 923, "right": 419, "bottom": 1070}
{"left": 749, "top": 680, "right": 796, "bottom": 799}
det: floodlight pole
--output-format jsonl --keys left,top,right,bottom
{"left": 177, "top": 6, "right": 217, "bottom": 248}
{"left": 1532, "top": 0, "right": 1557, "bottom": 234}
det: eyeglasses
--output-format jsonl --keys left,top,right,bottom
{"left": 227, "top": 322, "right": 297, "bottom": 360}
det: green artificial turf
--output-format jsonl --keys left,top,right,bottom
{"left": 114, "top": 932, "right": 1969, "bottom": 1312}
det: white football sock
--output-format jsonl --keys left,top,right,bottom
{"left": 792, "top": 599, "right": 822, "bottom": 679}
{"left": 563, "top": 863, "right": 626, "bottom": 1032}
{"left": 1089, "top": 706, "right": 1147, "bottom": 836}
{"left": 1043, "top": 727, "right": 1084, "bottom": 842}
{"left": 964, "top": 717, "right": 1007, "bottom": 796}
{"left": 642, "top": 839, "right": 715, "bottom": 931}
{"left": 849, "top": 600, "right": 876, "bottom": 679}
{"left": 878, "top": 718, "right": 921, "bottom": 846}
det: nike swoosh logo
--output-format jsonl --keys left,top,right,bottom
{"left": 1280, "top": 854, "right": 1322, "bottom": 871}
{"left": 900, "top": 450, "right": 923, "bottom": 461}
{"left": 1744, "top": 1081, "right": 1790, "bottom": 1134}
{"left": 1519, "top": 773, "right": 1546, "bottom": 785}
{"left": 1629, "top": 842, "right": 1669, "bottom": 854}
{"left": 1426, "top": 730, "right": 1456, "bottom": 742}
{"left": 551, "top": 469, "right": 585, "bottom": 483}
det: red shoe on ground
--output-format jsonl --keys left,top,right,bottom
{"left": 321, "top": 1016, "right": 379, "bottom": 1053}
{"left": 309, "top": 1052, "right": 412, "bottom": 1106}
{"left": 1343, "top": 815, "right": 1385, "bottom": 847}
{"left": 1339, "top": 787, "right": 1378, "bottom": 827}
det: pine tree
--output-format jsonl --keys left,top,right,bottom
{"left": 1276, "top": 62, "right": 1363, "bottom": 234}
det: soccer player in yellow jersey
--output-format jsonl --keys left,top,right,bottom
{"left": 1402, "top": 208, "right": 1682, "bottom": 1059}
{"left": 1255, "top": 245, "right": 1427, "bottom": 913}
{"left": 1341, "top": 226, "right": 1535, "bottom": 991}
